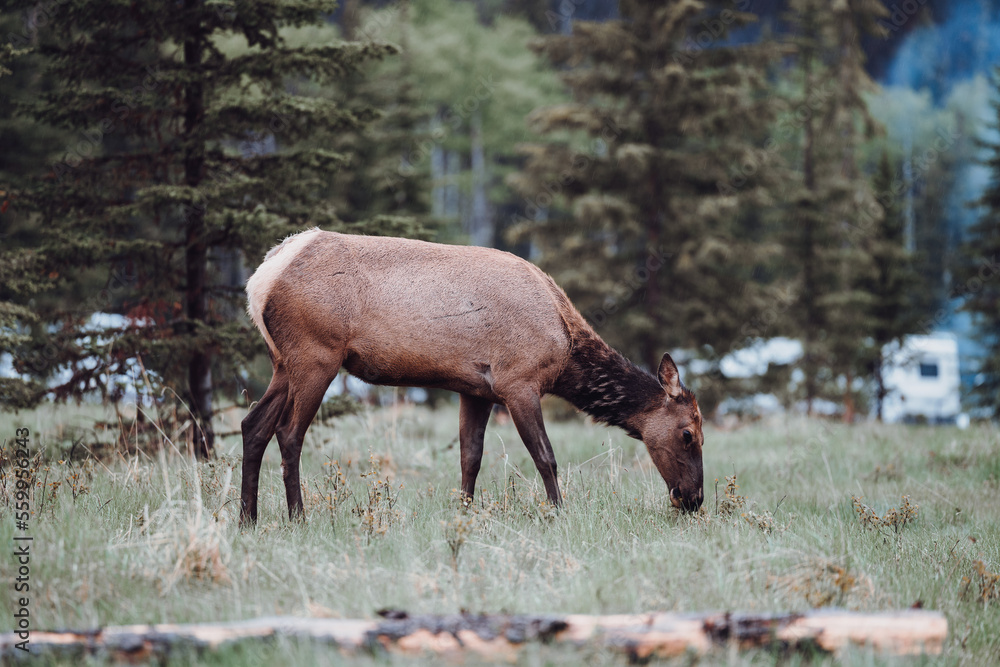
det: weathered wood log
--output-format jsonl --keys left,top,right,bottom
{"left": 0, "top": 609, "right": 947, "bottom": 662}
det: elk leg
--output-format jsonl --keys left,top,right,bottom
{"left": 459, "top": 394, "right": 493, "bottom": 503}
{"left": 240, "top": 368, "right": 289, "bottom": 526}
{"left": 274, "top": 364, "right": 340, "bottom": 521}
{"left": 504, "top": 390, "right": 561, "bottom": 506}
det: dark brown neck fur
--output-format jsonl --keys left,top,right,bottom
{"left": 551, "top": 332, "right": 663, "bottom": 437}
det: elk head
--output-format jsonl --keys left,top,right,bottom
{"left": 635, "top": 353, "right": 704, "bottom": 511}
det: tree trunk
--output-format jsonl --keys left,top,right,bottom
{"left": 468, "top": 109, "right": 492, "bottom": 247}
{"left": 842, "top": 369, "right": 855, "bottom": 423}
{"left": 874, "top": 351, "right": 886, "bottom": 422}
{"left": 837, "top": 7, "right": 859, "bottom": 423}
{"left": 0, "top": 609, "right": 947, "bottom": 662}
{"left": 802, "top": 45, "right": 817, "bottom": 417}
{"left": 445, "top": 148, "right": 460, "bottom": 219}
{"left": 339, "top": 0, "right": 360, "bottom": 40}
{"left": 430, "top": 115, "right": 446, "bottom": 219}
{"left": 643, "top": 187, "right": 663, "bottom": 372}
{"left": 183, "top": 7, "right": 213, "bottom": 458}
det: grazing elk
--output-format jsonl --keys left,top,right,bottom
{"left": 240, "top": 229, "right": 704, "bottom": 524}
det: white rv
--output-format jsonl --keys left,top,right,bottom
{"left": 882, "top": 334, "right": 963, "bottom": 424}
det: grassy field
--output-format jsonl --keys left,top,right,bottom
{"left": 1, "top": 401, "right": 998, "bottom": 665}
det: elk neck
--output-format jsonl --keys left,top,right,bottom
{"left": 551, "top": 332, "right": 662, "bottom": 437}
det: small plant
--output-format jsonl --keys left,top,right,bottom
{"left": 714, "top": 474, "right": 786, "bottom": 535}
{"left": 716, "top": 474, "right": 746, "bottom": 517}
{"left": 352, "top": 452, "right": 401, "bottom": 542}
{"left": 852, "top": 495, "right": 919, "bottom": 533}
{"left": 443, "top": 511, "right": 475, "bottom": 571}
{"left": 881, "top": 496, "right": 919, "bottom": 530}
{"left": 744, "top": 510, "right": 777, "bottom": 535}
{"left": 64, "top": 459, "right": 93, "bottom": 502}
{"left": 852, "top": 495, "right": 880, "bottom": 529}
{"left": 961, "top": 560, "right": 1000, "bottom": 605}
{"left": 318, "top": 458, "right": 352, "bottom": 522}
{"left": 37, "top": 465, "right": 59, "bottom": 515}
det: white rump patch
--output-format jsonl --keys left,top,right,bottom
{"left": 245, "top": 228, "right": 322, "bottom": 360}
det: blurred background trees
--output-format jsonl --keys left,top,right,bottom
{"left": 955, "top": 67, "right": 1000, "bottom": 419}
{"left": 780, "top": 0, "right": 890, "bottom": 417}
{"left": 1, "top": 0, "right": 998, "bottom": 432}
{"left": 0, "top": 0, "right": 421, "bottom": 454}
{"left": 508, "top": 0, "right": 786, "bottom": 411}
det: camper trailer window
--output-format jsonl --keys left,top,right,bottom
{"left": 919, "top": 361, "right": 939, "bottom": 378}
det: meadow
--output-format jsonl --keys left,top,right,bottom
{"left": 1, "top": 400, "right": 998, "bottom": 666}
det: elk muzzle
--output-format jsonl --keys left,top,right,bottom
{"left": 670, "top": 486, "right": 704, "bottom": 512}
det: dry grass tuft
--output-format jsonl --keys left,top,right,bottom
{"left": 961, "top": 560, "right": 1000, "bottom": 606}
{"left": 865, "top": 462, "right": 903, "bottom": 482}
{"left": 852, "top": 494, "right": 919, "bottom": 533}
{"left": 122, "top": 462, "right": 234, "bottom": 592}
{"left": 767, "top": 556, "right": 877, "bottom": 609}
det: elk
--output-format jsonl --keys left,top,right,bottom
{"left": 240, "top": 229, "right": 704, "bottom": 525}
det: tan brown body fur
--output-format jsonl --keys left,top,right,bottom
{"left": 241, "top": 230, "right": 704, "bottom": 524}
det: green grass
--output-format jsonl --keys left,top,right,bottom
{"left": 1, "top": 403, "right": 998, "bottom": 665}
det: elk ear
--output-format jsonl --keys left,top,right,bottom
{"left": 657, "top": 353, "right": 682, "bottom": 399}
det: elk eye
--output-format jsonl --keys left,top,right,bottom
{"left": 682, "top": 429, "right": 693, "bottom": 444}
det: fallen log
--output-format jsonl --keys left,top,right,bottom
{"left": 0, "top": 609, "right": 947, "bottom": 662}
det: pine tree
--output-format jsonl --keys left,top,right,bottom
{"left": 391, "top": 0, "right": 567, "bottom": 247}
{"left": 0, "top": 15, "right": 68, "bottom": 195}
{"left": 911, "top": 141, "right": 958, "bottom": 316}
{"left": 0, "top": 40, "right": 48, "bottom": 409}
{"left": 2, "top": 0, "right": 413, "bottom": 454}
{"left": 0, "top": 16, "right": 70, "bottom": 349}
{"left": 509, "top": 0, "right": 786, "bottom": 399}
{"left": 782, "top": 0, "right": 889, "bottom": 416}
{"left": 325, "top": 0, "right": 433, "bottom": 234}
{"left": 955, "top": 67, "right": 1000, "bottom": 418}
{"left": 862, "top": 152, "right": 923, "bottom": 420}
